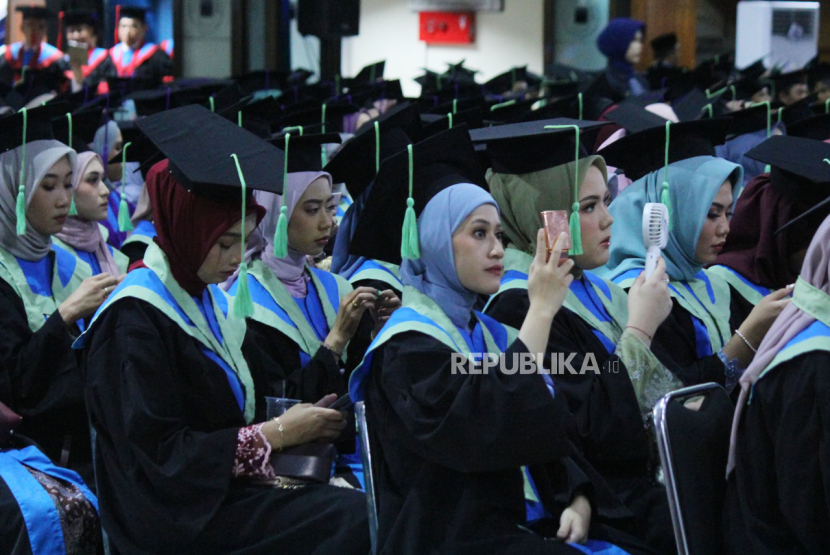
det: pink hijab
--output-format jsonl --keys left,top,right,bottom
{"left": 55, "top": 152, "right": 122, "bottom": 277}
{"left": 728, "top": 213, "right": 830, "bottom": 473}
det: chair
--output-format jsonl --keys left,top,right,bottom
{"left": 89, "top": 424, "right": 119, "bottom": 555}
{"left": 653, "top": 383, "right": 735, "bottom": 555}
{"left": 355, "top": 401, "right": 379, "bottom": 555}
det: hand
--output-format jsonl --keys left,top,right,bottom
{"left": 738, "top": 286, "right": 793, "bottom": 347}
{"left": 262, "top": 394, "right": 346, "bottom": 450}
{"left": 369, "top": 289, "right": 401, "bottom": 337}
{"left": 557, "top": 494, "right": 591, "bottom": 544}
{"left": 527, "top": 230, "right": 574, "bottom": 320}
{"left": 58, "top": 273, "right": 123, "bottom": 326}
{"left": 626, "top": 256, "right": 673, "bottom": 345}
{"left": 325, "top": 287, "right": 379, "bottom": 353}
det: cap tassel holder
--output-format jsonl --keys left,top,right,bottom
{"left": 544, "top": 124, "right": 584, "bottom": 255}
{"left": 400, "top": 145, "right": 420, "bottom": 260}
{"left": 661, "top": 121, "right": 672, "bottom": 222}
{"left": 117, "top": 142, "right": 134, "bottom": 232}
{"left": 15, "top": 109, "right": 28, "bottom": 236}
{"left": 66, "top": 113, "right": 78, "bottom": 216}
{"left": 374, "top": 121, "right": 381, "bottom": 174}
{"left": 230, "top": 153, "right": 255, "bottom": 319}
{"left": 273, "top": 134, "right": 291, "bottom": 258}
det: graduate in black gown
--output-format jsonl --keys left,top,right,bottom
{"left": 725, "top": 211, "right": 830, "bottom": 554}
{"left": 480, "top": 121, "right": 679, "bottom": 553}
{"left": 349, "top": 126, "right": 656, "bottom": 555}
{"left": 77, "top": 106, "right": 369, "bottom": 554}
{"left": 107, "top": 8, "right": 172, "bottom": 85}
{"left": 0, "top": 7, "right": 68, "bottom": 90}
{"left": 598, "top": 120, "right": 791, "bottom": 392}
{"left": 63, "top": 9, "right": 116, "bottom": 95}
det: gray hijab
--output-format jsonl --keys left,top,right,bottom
{"left": 0, "top": 140, "right": 77, "bottom": 261}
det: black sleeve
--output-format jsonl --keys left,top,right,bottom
{"left": 244, "top": 318, "right": 346, "bottom": 402}
{"left": 134, "top": 49, "right": 173, "bottom": 82}
{"left": 371, "top": 331, "right": 572, "bottom": 473}
{"left": 0, "top": 59, "right": 14, "bottom": 86}
{"left": 84, "top": 55, "right": 116, "bottom": 89}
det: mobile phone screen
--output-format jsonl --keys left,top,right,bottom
{"left": 541, "top": 210, "right": 572, "bottom": 262}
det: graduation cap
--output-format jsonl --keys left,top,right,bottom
{"left": 351, "top": 61, "right": 385, "bottom": 84}
{"left": 107, "top": 76, "right": 161, "bottom": 95}
{"left": 545, "top": 80, "right": 580, "bottom": 98}
{"left": 484, "top": 66, "right": 529, "bottom": 95}
{"left": 235, "top": 70, "right": 288, "bottom": 95}
{"left": 324, "top": 102, "right": 422, "bottom": 198}
{"left": 726, "top": 74, "right": 768, "bottom": 102}
{"left": 786, "top": 113, "right": 830, "bottom": 142}
{"left": 0, "top": 102, "right": 68, "bottom": 153}
{"left": 126, "top": 87, "right": 190, "bottom": 116}
{"left": 672, "top": 87, "right": 728, "bottom": 122}
{"left": 52, "top": 106, "right": 106, "bottom": 149}
{"left": 781, "top": 93, "right": 818, "bottom": 127}
{"left": 117, "top": 121, "right": 161, "bottom": 173}
{"left": 520, "top": 94, "right": 582, "bottom": 122}
{"left": 808, "top": 63, "right": 830, "bottom": 88}
{"left": 740, "top": 59, "right": 767, "bottom": 79}
{"left": 444, "top": 60, "right": 479, "bottom": 83}
{"left": 117, "top": 6, "right": 148, "bottom": 23}
{"left": 16, "top": 6, "right": 53, "bottom": 20}
{"left": 605, "top": 102, "right": 670, "bottom": 134}
{"left": 725, "top": 102, "right": 782, "bottom": 138}
{"left": 597, "top": 117, "right": 731, "bottom": 182}
{"left": 578, "top": 73, "right": 621, "bottom": 120}
{"left": 424, "top": 96, "right": 485, "bottom": 116}
{"left": 349, "top": 124, "right": 487, "bottom": 265}
{"left": 469, "top": 118, "right": 610, "bottom": 175}
{"left": 414, "top": 69, "right": 441, "bottom": 90}
{"left": 745, "top": 135, "right": 830, "bottom": 206}
{"left": 64, "top": 9, "right": 99, "bottom": 29}
{"left": 772, "top": 69, "right": 808, "bottom": 97}
{"left": 651, "top": 33, "right": 678, "bottom": 58}
{"left": 14, "top": 68, "right": 69, "bottom": 104}
{"left": 276, "top": 101, "right": 360, "bottom": 133}
{"left": 269, "top": 132, "right": 341, "bottom": 173}
{"left": 422, "top": 107, "right": 483, "bottom": 137}
{"left": 347, "top": 79, "right": 405, "bottom": 103}
{"left": 135, "top": 104, "right": 285, "bottom": 201}
{"left": 487, "top": 97, "right": 539, "bottom": 124}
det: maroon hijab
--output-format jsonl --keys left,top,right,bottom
{"left": 714, "top": 173, "right": 825, "bottom": 289}
{"left": 145, "top": 159, "right": 266, "bottom": 296}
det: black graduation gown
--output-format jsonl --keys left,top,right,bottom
{"left": 83, "top": 55, "right": 116, "bottom": 91}
{"left": 724, "top": 351, "right": 830, "bottom": 555}
{"left": 0, "top": 279, "right": 91, "bottom": 481}
{"left": 82, "top": 297, "right": 370, "bottom": 555}
{"left": 126, "top": 49, "right": 172, "bottom": 84}
{"left": 486, "top": 289, "right": 676, "bottom": 554}
{"left": 365, "top": 331, "right": 657, "bottom": 555}
{"left": 119, "top": 241, "right": 148, "bottom": 268}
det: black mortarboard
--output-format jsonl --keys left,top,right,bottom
{"left": 127, "top": 87, "right": 192, "bottom": 116}
{"left": 545, "top": 80, "right": 580, "bottom": 98}
{"left": 16, "top": 6, "right": 52, "bottom": 20}
{"left": 107, "top": 76, "right": 161, "bottom": 94}
{"left": 269, "top": 132, "right": 341, "bottom": 173}
{"left": 414, "top": 69, "right": 440, "bottom": 90}
{"left": 419, "top": 82, "right": 485, "bottom": 110}
{"left": 64, "top": 9, "right": 99, "bottom": 29}
{"left": 651, "top": 33, "right": 678, "bottom": 58}
{"left": 348, "top": 79, "right": 405, "bottom": 103}
{"left": 235, "top": 70, "right": 288, "bottom": 95}
{"left": 422, "top": 107, "right": 483, "bottom": 137}
{"left": 772, "top": 69, "right": 808, "bottom": 96}
{"left": 52, "top": 106, "right": 106, "bottom": 147}
{"left": 597, "top": 117, "right": 731, "bottom": 181}
{"left": 276, "top": 101, "right": 360, "bottom": 133}
{"left": 786, "top": 113, "right": 830, "bottom": 142}
{"left": 118, "top": 121, "right": 161, "bottom": 167}
{"left": 605, "top": 102, "right": 670, "bottom": 134}
{"left": 579, "top": 72, "right": 621, "bottom": 120}
{"left": 470, "top": 118, "right": 611, "bottom": 174}
{"left": 0, "top": 102, "right": 67, "bottom": 152}
{"left": 740, "top": 59, "right": 767, "bottom": 79}
{"left": 484, "top": 66, "right": 528, "bottom": 95}
{"left": 781, "top": 93, "right": 818, "bottom": 126}
{"left": 725, "top": 103, "right": 782, "bottom": 138}
{"left": 324, "top": 102, "right": 422, "bottom": 198}
{"left": 672, "top": 87, "right": 727, "bottom": 122}
{"left": 351, "top": 61, "right": 385, "bottom": 84}
{"left": 349, "top": 125, "right": 487, "bottom": 265}
{"left": 487, "top": 97, "right": 538, "bottom": 124}
{"left": 745, "top": 135, "right": 830, "bottom": 205}
{"left": 118, "top": 7, "right": 148, "bottom": 22}
{"left": 424, "top": 96, "right": 485, "bottom": 116}
{"left": 14, "top": 68, "right": 69, "bottom": 103}
{"left": 135, "top": 104, "right": 285, "bottom": 200}
{"left": 809, "top": 63, "right": 830, "bottom": 88}
{"left": 444, "top": 60, "right": 479, "bottom": 83}
{"left": 727, "top": 75, "right": 767, "bottom": 102}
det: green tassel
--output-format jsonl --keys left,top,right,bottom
{"left": 16, "top": 108, "right": 28, "bottom": 236}
{"left": 400, "top": 145, "right": 420, "bottom": 260}
{"left": 15, "top": 185, "right": 27, "bottom": 235}
{"left": 661, "top": 180, "right": 671, "bottom": 211}
{"left": 234, "top": 262, "right": 255, "bottom": 319}
{"left": 569, "top": 201, "right": 583, "bottom": 256}
{"left": 764, "top": 164, "right": 771, "bottom": 174}
{"left": 578, "top": 92, "right": 583, "bottom": 120}
{"left": 273, "top": 205, "right": 289, "bottom": 258}
{"left": 68, "top": 194, "right": 77, "bottom": 216}
{"left": 447, "top": 112, "right": 453, "bottom": 129}
{"left": 117, "top": 197, "right": 134, "bottom": 232}
{"left": 231, "top": 153, "right": 254, "bottom": 319}
{"left": 374, "top": 121, "right": 380, "bottom": 174}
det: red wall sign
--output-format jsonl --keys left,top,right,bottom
{"left": 419, "top": 12, "right": 476, "bottom": 45}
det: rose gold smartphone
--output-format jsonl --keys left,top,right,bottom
{"left": 541, "top": 210, "right": 572, "bottom": 263}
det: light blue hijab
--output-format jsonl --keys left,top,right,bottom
{"left": 401, "top": 183, "right": 498, "bottom": 329}
{"left": 597, "top": 155, "right": 743, "bottom": 282}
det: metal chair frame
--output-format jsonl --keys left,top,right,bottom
{"left": 355, "top": 401, "right": 379, "bottom": 555}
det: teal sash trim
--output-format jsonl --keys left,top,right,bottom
{"left": 239, "top": 259, "right": 351, "bottom": 360}
{"left": 348, "top": 259, "right": 403, "bottom": 292}
{"left": 51, "top": 237, "right": 129, "bottom": 276}
{"left": 122, "top": 220, "right": 156, "bottom": 248}
{"left": 0, "top": 244, "right": 92, "bottom": 332}
{"left": 74, "top": 243, "right": 257, "bottom": 423}
{"left": 707, "top": 265, "right": 771, "bottom": 306}
{"left": 668, "top": 270, "right": 732, "bottom": 353}
{"left": 0, "top": 446, "right": 99, "bottom": 555}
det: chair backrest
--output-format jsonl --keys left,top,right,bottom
{"left": 355, "top": 401, "right": 379, "bottom": 555}
{"left": 89, "top": 423, "right": 119, "bottom": 555}
{"left": 653, "top": 383, "right": 734, "bottom": 555}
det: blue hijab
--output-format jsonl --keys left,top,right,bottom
{"left": 597, "top": 18, "right": 645, "bottom": 79}
{"left": 401, "top": 183, "right": 498, "bottom": 329}
{"left": 598, "top": 156, "right": 743, "bottom": 282}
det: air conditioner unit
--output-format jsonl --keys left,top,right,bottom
{"left": 736, "top": 1, "right": 820, "bottom": 71}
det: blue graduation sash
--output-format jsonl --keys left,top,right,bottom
{"left": 0, "top": 446, "right": 98, "bottom": 555}
{"left": 346, "top": 258, "right": 403, "bottom": 293}
{"left": 122, "top": 220, "right": 157, "bottom": 248}
{"left": 707, "top": 264, "right": 771, "bottom": 306}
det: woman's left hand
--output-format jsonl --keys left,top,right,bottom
{"left": 370, "top": 290, "right": 401, "bottom": 337}
{"left": 557, "top": 493, "right": 591, "bottom": 544}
